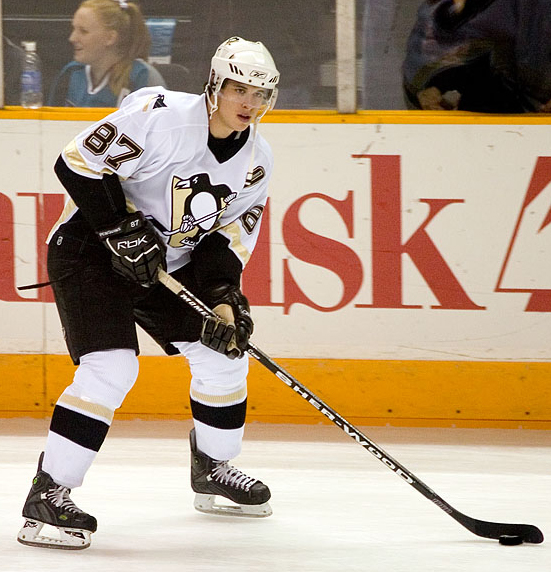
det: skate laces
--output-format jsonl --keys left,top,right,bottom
{"left": 44, "top": 486, "right": 82, "bottom": 514}
{"left": 211, "top": 461, "right": 258, "bottom": 491}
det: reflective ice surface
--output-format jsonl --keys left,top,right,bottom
{"left": 1, "top": 420, "right": 550, "bottom": 572}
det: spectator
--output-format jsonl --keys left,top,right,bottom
{"left": 402, "top": 0, "right": 551, "bottom": 113}
{"left": 48, "top": 0, "right": 165, "bottom": 107}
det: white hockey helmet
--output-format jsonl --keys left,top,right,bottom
{"left": 207, "top": 36, "right": 280, "bottom": 117}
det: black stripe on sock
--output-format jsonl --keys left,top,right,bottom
{"left": 190, "top": 398, "right": 247, "bottom": 430}
{"left": 50, "top": 405, "right": 110, "bottom": 452}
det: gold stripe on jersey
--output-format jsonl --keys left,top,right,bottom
{"left": 142, "top": 93, "right": 162, "bottom": 112}
{"left": 46, "top": 198, "right": 78, "bottom": 242}
{"left": 58, "top": 393, "right": 115, "bottom": 423}
{"left": 219, "top": 221, "right": 252, "bottom": 265}
{"left": 63, "top": 139, "right": 115, "bottom": 178}
{"left": 190, "top": 386, "right": 247, "bottom": 406}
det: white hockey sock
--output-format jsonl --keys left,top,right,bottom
{"left": 193, "top": 419, "right": 244, "bottom": 461}
{"left": 42, "top": 349, "right": 139, "bottom": 488}
{"left": 42, "top": 432, "right": 97, "bottom": 489}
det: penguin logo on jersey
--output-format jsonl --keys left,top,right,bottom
{"left": 166, "top": 173, "right": 237, "bottom": 247}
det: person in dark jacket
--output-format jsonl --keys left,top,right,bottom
{"left": 403, "top": 0, "right": 551, "bottom": 113}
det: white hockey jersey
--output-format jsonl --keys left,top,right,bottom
{"left": 58, "top": 87, "right": 273, "bottom": 273}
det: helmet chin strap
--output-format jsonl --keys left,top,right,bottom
{"left": 205, "top": 86, "right": 219, "bottom": 119}
{"left": 245, "top": 121, "right": 259, "bottom": 185}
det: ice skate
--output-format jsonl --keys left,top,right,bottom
{"left": 17, "top": 453, "right": 97, "bottom": 550}
{"left": 190, "top": 428, "right": 272, "bottom": 518}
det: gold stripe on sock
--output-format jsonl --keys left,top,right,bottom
{"left": 190, "top": 386, "right": 247, "bottom": 406}
{"left": 58, "top": 394, "right": 114, "bottom": 423}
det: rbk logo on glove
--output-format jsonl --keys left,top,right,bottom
{"left": 97, "top": 211, "right": 167, "bottom": 287}
{"left": 114, "top": 236, "right": 149, "bottom": 250}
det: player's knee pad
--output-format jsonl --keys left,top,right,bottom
{"left": 65, "top": 348, "right": 139, "bottom": 411}
{"left": 174, "top": 340, "right": 249, "bottom": 392}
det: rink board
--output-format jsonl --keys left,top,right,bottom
{"left": 1, "top": 353, "right": 551, "bottom": 428}
{"left": 2, "top": 107, "right": 551, "bottom": 427}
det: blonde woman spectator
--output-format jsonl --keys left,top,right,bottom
{"left": 48, "top": 0, "right": 165, "bottom": 107}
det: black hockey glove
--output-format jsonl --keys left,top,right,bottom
{"left": 201, "top": 284, "right": 253, "bottom": 359}
{"left": 97, "top": 211, "right": 167, "bottom": 287}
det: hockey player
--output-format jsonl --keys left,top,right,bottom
{"left": 17, "top": 36, "right": 279, "bottom": 550}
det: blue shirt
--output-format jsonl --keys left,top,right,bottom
{"left": 48, "top": 59, "right": 166, "bottom": 107}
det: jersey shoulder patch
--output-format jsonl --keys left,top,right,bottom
{"left": 138, "top": 92, "right": 170, "bottom": 113}
{"left": 153, "top": 94, "right": 167, "bottom": 109}
{"left": 118, "top": 86, "right": 170, "bottom": 113}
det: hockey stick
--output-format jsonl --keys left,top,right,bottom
{"left": 158, "top": 269, "right": 544, "bottom": 544}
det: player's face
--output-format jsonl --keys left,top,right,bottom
{"left": 69, "top": 7, "right": 118, "bottom": 66}
{"left": 210, "top": 80, "right": 271, "bottom": 138}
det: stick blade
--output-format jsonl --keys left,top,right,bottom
{"left": 469, "top": 519, "right": 544, "bottom": 544}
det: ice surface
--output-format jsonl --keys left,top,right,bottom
{"left": 1, "top": 419, "right": 550, "bottom": 572}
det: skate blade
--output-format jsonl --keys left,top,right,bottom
{"left": 194, "top": 494, "right": 272, "bottom": 518}
{"left": 17, "top": 519, "right": 92, "bottom": 550}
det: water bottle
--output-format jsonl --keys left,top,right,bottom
{"left": 20, "top": 41, "right": 43, "bottom": 109}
